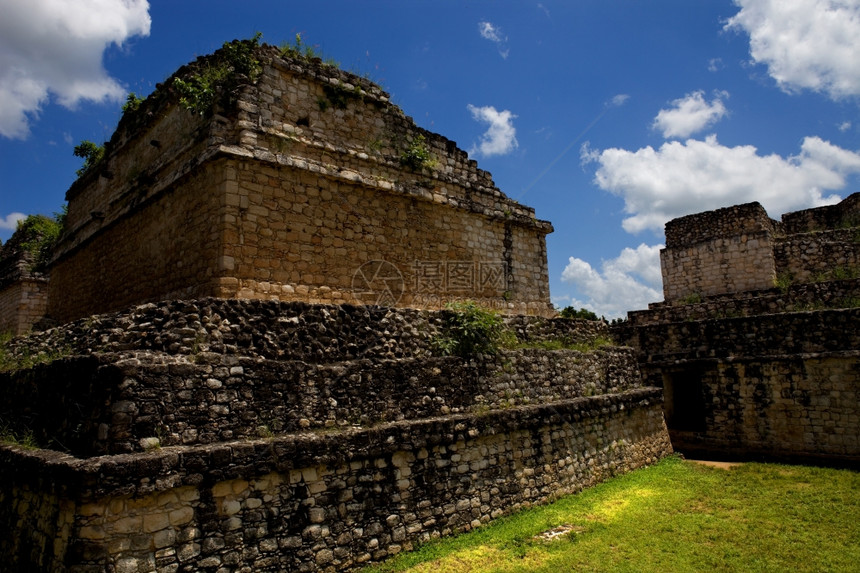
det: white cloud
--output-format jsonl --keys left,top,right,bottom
{"left": 708, "top": 58, "right": 724, "bottom": 72}
{"left": 560, "top": 243, "right": 664, "bottom": 319}
{"left": 725, "top": 0, "right": 860, "bottom": 99}
{"left": 467, "top": 104, "right": 518, "bottom": 157}
{"left": 653, "top": 90, "right": 729, "bottom": 139}
{"left": 478, "top": 21, "right": 509, "bottom": 59}
{"left": 608, "top": 94, "right": 630, "bottom": 107}
{"left": 0, "top": 0, "right": 151, "bottom": 139}
{"left": 839, "top": 121, "right": 852, "bottom": 132}
{"left": 582, "top": 135, "right": 858, "bottom": 234}
{"left": 0, "top": 212, "right": 26, "bottom": 231}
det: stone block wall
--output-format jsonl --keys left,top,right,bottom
{"left": 781, "top": 192, "right": 860, "bottom": 234}
{"left": 660, "top": 202, "right": 778, "bottom": 301}
{"left": 1, "top": 299, "right": 607, "bottom": 365}
{"left": 619, "top": 308, "right": 860, "bottom": 361}
{"left": 774, "top": 228, "right": 860, "bottom": 284}
{"left": 0, "top": 227, "right": 50, "bottom": 335}
{"left": 0, "top": 347, "right": 644, "bottom": 457}
{"left": 0, "top": 298, "right": 671, "bottom": 571}
{"left": 0, "top": 392, "right": 670, "bottom": 572}
{"left": 0, "top": 277, "right": 48, "bottom": 335}
{"left": 625, "top": 279, "right": 860, "bottom": 326}
{"left": 0, "top": 299, "right": 634, "bottom": 458}
{"left": 615, "top": 306, "right": 860, "bottom": 465}
{"left": 48, "top": 162, "right": 227, "bottom": 323}
{"left": 659, "top": 353, "right": 860, "bottom": 464}
{"left": 40, "top": 44, "right": 552, "bottom": 326}
{"left": 659, "top": 194, "right": 859, "bottom": 303}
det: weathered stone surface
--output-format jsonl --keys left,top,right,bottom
{"left": 660, "top": 193, "right": 859, "bottom": 302}
{"left": 0, "top": 391, "right": 670, "bottom": 572}
{"left": 0, "top": 41, "right": 672, "bottom": 573}
{"left": 3, "top": 42, "right": 554, "bottom": 328}
{"left": 0, "top": 300, "right": 632, "bottom": 456}
{"left": 617, "top": 194, "right": 860, "bottom": 466}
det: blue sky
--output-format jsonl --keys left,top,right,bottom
{"left": 1, "top": 0, "right": 859, "bottom": 317}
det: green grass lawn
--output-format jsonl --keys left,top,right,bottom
{"left": 363, "top": 456, "right": 860, "bottom": 573}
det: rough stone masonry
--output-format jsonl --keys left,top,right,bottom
{"left": 0, "top": 39, "right": 553, "bottom": 333}
{"left": 0, "top": 39, "right": 672, "bottom": 572}
{"left": 615, "top": 194, "right": 860, "bottom": 466}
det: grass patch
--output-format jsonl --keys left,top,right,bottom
{"left": 0, "top": 422, "right": 39, "bottom": 450}
{"left": 0, "top": 333, "right": 71, "bottom": 373}
{"left": 680, "top": 292, "right": 703, "bottom": 305}
{"left": 362, "top": 456, "right": 860, "bottom": 573}
{"left": 509, "top": 336, "right": 615, "bottom": 352}
{"left": 774, "top": 272, "right": 793, "bottom": 293}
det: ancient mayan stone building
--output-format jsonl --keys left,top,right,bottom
{"left": 0, "top": 40, "right": 553, "bottom": 334}
{"left": 660, "top": 194, "right": 860, "bottom": 303}
{"left": 0, "top": 41, "right": 672, "bottom": 572}
{"left": 616, "top": 194, "right": 860, "bottom": 466}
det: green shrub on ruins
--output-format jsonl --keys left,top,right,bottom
{"left": 0, "top": 333, "right": 70, "bottom": 373}
{"left": 14, "top": 209, "right": 65, "bottom": 271}
{"left": 434, "top": 301, "right": 505, "bottom": 357}
{"left": 774, "top": 272, "right": 793, "bottom": 293}
{"left": 400, "top": 134, "right": 435, "bottom": 171}
{"left": 680, "top": 292, "right": 702, "bottom": 305}
{"left": 279, "top": 33, "right": 339, "bottom": 67}
{"left": 810, "top": 265, "right": 860, "bottom": 283}
{"left": 831, "top": 265, "right": 859, "bottom": 281}
{"left": 73, "top": 140, "right": 105, "bottom": 177}
{"left": 121, "top": 92, "right": 145, "bottom": 114}
{"left": 174, "top": 32, "right": 263, "bottom": 115}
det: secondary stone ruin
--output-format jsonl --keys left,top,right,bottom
{"left": 0, "top": 39, "right": 672, "bottom": 572}
{"left": 615, "top": 194, "right": 860, "bottom": 466}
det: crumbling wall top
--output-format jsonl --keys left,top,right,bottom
{"left": 664, "top": 202, "right": 778, "bottom": 248}
{"left": 56, "top": 41, "right": 549, "bottom": 266}
{"left": 781, "top": 192, "right": 860, "bottom": 234}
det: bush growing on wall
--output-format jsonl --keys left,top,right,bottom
{"left": 14, "top": 209, "right": 65, "bottom": 272}
{"left": 434, "top": 300, "right": 505, "bottom": 357}
{"left": 73, "top": 140, "right": 105, "bottom": 177}
{"left": 173, "top": 33, "right": 263, "bottom": 115}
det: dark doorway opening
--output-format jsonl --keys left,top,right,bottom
{"left": 663, "top": 367, "right": 706, "bottom": 432}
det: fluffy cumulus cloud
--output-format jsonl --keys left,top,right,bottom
{"left": 478, "top": 21, "right": 509, "bottom": 59}
{"left": 561, "top": 244, "right": 664, "bottom": 319}
{"left": 583, "top": 135, "right": 860, "bottom": 234}
{"left": 652, "top": 90, "right": 729, "bottom": 139}
{"left": 467, "top": 104, "right": 518, "bottom": 157}
{"left": 0, "top": 0, "right": 151, "bottom": 139}
{"left": 0, "top": 212, "right": 26, "bottom": 231}
{"left": 726, "top": 0, "right": 860, "bottom": 99}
